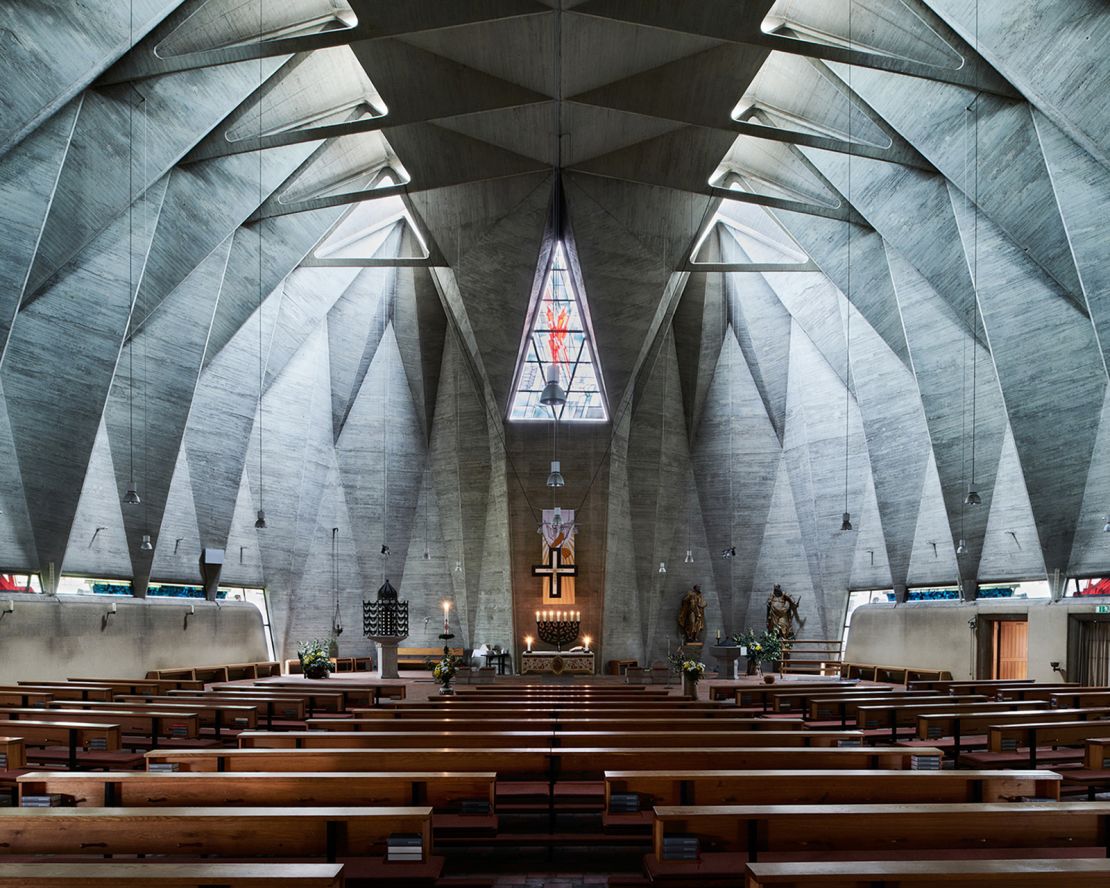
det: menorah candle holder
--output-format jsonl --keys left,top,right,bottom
{"left": 535, "top": 609, "right": 581, "bottom": 651}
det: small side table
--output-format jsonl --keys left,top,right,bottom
{"left": 607, "top": 658, "right": 638, "bottom": 676}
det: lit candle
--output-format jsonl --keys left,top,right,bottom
{"left": 716, "top": 628, "right": 721, "bottom": 643}
{"left": 535, "top": 610, "right": 540, "bottom": 622}
{"left": 583, "top": 635, "right": 591, "bottom": 651}
{"left": 525, "top": 635, "right": 533, "bottom": 652}
{"left": 442, "top": 601, "right": 450, "bottom": 632}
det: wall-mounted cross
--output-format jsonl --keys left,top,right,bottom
{"left": 532, "top": 546, "right": 578, "bottom": 599}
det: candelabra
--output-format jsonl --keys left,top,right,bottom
{"left": 535, "top": 609, "right": 581, "bottom": 651}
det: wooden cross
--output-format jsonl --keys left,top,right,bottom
{"left": 532, "top": 546, "right": 578, "bottom": 599}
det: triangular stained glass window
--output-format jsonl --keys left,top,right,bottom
{"left": 508, "top": 243, "right": 608, "bottom": 422}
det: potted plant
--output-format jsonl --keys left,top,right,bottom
{"left": 433, "top": 651, "right": 463, "bottom": 695}
{"left": 680, "top": 659, "right": 706, "bottom": 699}
{"left": 297, "top": 638, "right": 334, "bottom": 680}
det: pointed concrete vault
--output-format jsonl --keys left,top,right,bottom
{"left": 1, "top": 0, "right": 1109, "bottom": 663}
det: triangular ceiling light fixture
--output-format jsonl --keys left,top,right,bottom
{"left": 507, "top": 229, "right": 608, "bottom": 423}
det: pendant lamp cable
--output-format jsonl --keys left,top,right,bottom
{"left": 255, "top": 0, "right": 265, "bottom": 528}
{"left": 126, "top": 0, "right": 136, "bottom": 504}
{"left": 969, "top": 0, "right": 979, "bottom": 496}
{"left": 842, "top": 0, "right": 853, "bottom": 529}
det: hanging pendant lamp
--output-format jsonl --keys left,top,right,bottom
{"left": 546, "top": 460, "right": 565, "bottom": 488}
{"left": 540, "top": 364, "right": 567, "bottom": 408}
{"left": 956, "top": 538, "right": 968, "bottom": 556}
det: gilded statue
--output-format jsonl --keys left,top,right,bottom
{"left": 677, "top": 584, "right": 707, "bottom": 643}
{"left": 766, "top": 584, "right": 801, "bottom": 639}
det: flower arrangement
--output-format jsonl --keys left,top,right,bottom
{"left": 732, "top": 628, "right": 788, "bottom": 665}
{"left": 680, "top": 660, "right": 706, "bottom": 681}
{"left": 297, "top": 638, "right": 335, "bottom": 679}
{"left": 432, "top": 652, "right": 462, "bottom": 687}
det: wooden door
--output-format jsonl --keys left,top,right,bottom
{"left": 992, "top": 620, "right": 1028, "bottom": 680}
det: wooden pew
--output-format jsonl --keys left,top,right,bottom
{"left": 209, "top": 686, "right": 347, "bottom": 716}
{"left": 709, "top": 681, "right": 863, "bottom": 704}
{"left": 0, "top": 688, "right": 54, "bottom": 708}
{"left": 856, "top": 699, "right": 1046, "bottom": 741}
{"left": 1048, "top": 689, "right": 1110, "bottom": 709}
{"left": 27, "top": 679, "right": 163, "bottom": 696}
{"left": 10, "top": 684, "right": 113, "bottom": 702}
{"left": 744, "top": 859, "right": 1110, "bottom": 887}
{"left": 0, "top": 707, "right": 202, "bottom": 744}
{"left": 305, "top": 717, "right": 806, "bottom": 733}
{"left": 237, "top": 730, "right": 862, "bottom": 750}
{"left": 0, "top": 863, "right": 345, "bottom": 887}
{"left": 767, "top": 688, "right": 906, "bottom": 714}
{"left": 455, "top": 684, "right": 664, "bottom": 694}
{"left": 349, "top": 706, "right": 749, "bottom": 721}
{"left": 915, "top": 706, "right": 1110, "bottom": 765}
{"left": 76, "top": 676, "right": 207, "bottom": 692}
{"left": 0, "top": 805, "right": 438, "bottom": 878}
{"left": 254, "top": 680, "right": 405, "bottom": 706}
{"left": 737, "top": 683, "right": 872, "bottom": 711}
{"left": 0, "top": 736, "right": 26, "bottom": 771}
{"left": 58, "top": 697, "right": 257, "bottom": 739}
{"left": 0, "top": 736, "right": 26, "bottom": 806}
{"left": 154, "top": 691, "right": 308, "bottom": 728}
{"left": 648, "top": 801, "right": 1110, "bottom": 878}
{"left": 146, "top": 745, "right": 940, "bottom": 777}
{"left": 6, "top": 721, "right": 124, "bottom": 770}
{"left": 907, "top": 678, "right": 1035, "bottom": 693}
{"left": 18, "top": 769, "right": 497, "bottom": 825}
{"left": 806, "top": 694, "right": 987, "bottom": 725}
{"left": 604, "top": 769, "right": 1060, "bottom": 826}
{"left": 985, "top": 718, "right": 1110, "bottom": 767}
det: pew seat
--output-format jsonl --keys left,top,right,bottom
{"left": 647, "top": 801, "right": 1110, "bottom": 880}
{"left": 0, "top": 806, "right": 440, "bottom": 880}
{"left": 744, "top": 859, "right": 1110, "bottom": 887}
{"left": 0, "top": 863, "right": 344, "bottom": 887}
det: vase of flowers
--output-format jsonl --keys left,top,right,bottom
{"left": 433, "top": 652, "right": 461, "bottom": 695}
{"left": 297, "top": 638, "right": 334, "bottom": 680}
{"left": 680, "top": 659, "right": 706, "bottom": 699}
{"left": 733, "top": 629, "right": 787, "bottom": 678}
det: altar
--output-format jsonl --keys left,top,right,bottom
{"left": 521, "top": 650, "right": 595, "bottom": 675}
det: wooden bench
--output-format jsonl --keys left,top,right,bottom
{"left": 744, "top": 859, "right": 1110, "bottom": 887}
{"left": 0, "top": 707, "right": 203, "bottom": 744}
{"left": 395, "top": 647, "right": 465, "bottom": 669}
{"left": 806, "top": 693, "right": 986, "bottom": 725}
{"left": 907, "top": 678, "right": 1035, "bottom": 693}
{"left": 211, "top": 686, "right": 347, "bottom": 716}
{"left": 0, "top": 805, "right": 438, "bottom": 878}
{"left": 0, "top": 863, "right": 345, "bottom": 887}
{"left": 915, "top": 707, "right": 1110, "bottom": 765}
{"left": 146, "top": 662, "right": 281, "bottom": 682}
{"left": 648, "top": 801, "right": 1110, "bottom": 878}
{"left": 11, "top": 683, "right": 113, "bottom": 702}
{"left": 856, "top": 700, "right": 1047, "bottom": 740}
{"left": 1048, "top": 689, "right": 1110, "bottom": 708}
{"left": 0, "top": 688, "right": 55, "bottom": 708}
{"left": 5, "top": 720, "right": 126, "bottom": 770}
{"left": 26, "top": 679, "right": 163, "bottom": 696}
{"left": 252, "top": 681, "right": 405, "bottom": 708}
{"left": 839, "top": 663, "right": 951, "bottom": 683}
{"left": 68, "top": 697, "right": 258, "bottom": 738}
{"left": 0, "top": 736, "right": 26, "bottom": 771}
{"left": 147, "top": 745, "right": 940, "bottom": 777}
{"left": 706, "top": 681, "right": 863, "bottom": 705}
{"left": 18, "top": 769, "right": 497, "bottom": 824}
{"left": 237, "top": 730, "right": 862, "bottom": 750}
{"left": 76, "top": 676, "right": 207, "bottom": 692}
{"left": 768, "top": 688, "right": 912, "bottom": 714}
{"left": 306, "top": 717, "right": 806, "bottom": 733}
{"left": 984, "top": 718, "right": 1110, "bottom": 767}
{"left": 603, "top": 768, "right": 1061, "bottom": 829}
{"left": 158, "top": 691, "right": 308, "bottom": 727}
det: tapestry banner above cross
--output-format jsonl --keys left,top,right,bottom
{"left": 535, "top": 508, "right": 577, "bottom": 605}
